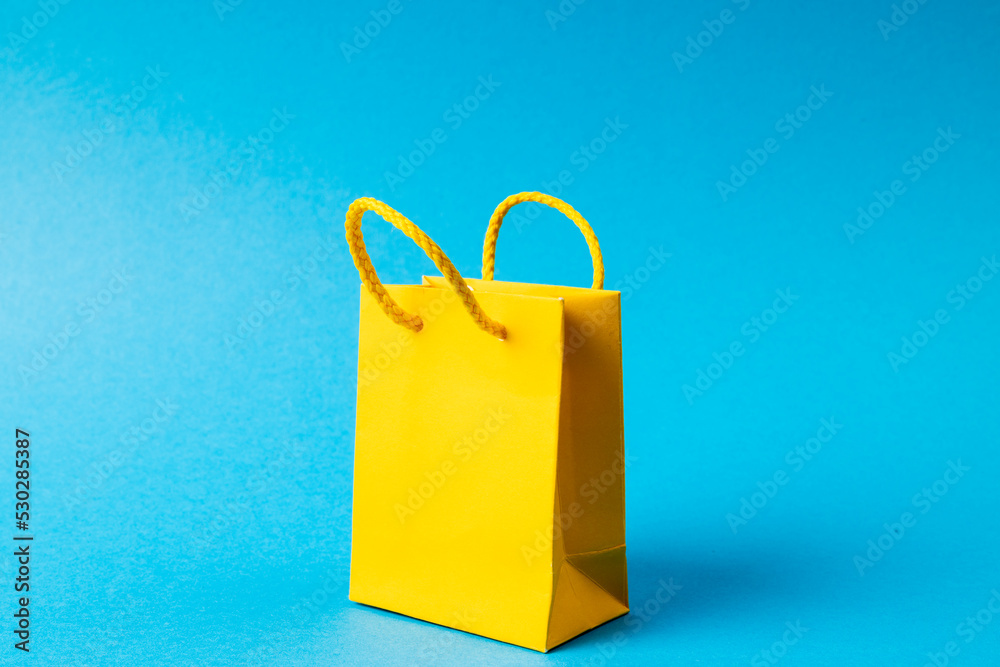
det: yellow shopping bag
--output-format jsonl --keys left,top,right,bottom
{"left": 347, "top": 192, "right": 628, "bottom": 652}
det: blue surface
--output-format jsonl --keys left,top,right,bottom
{"left": 2, "top": 0, "right": 999, "bottom": 664}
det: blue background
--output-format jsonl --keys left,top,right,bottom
{"left": 2, "top": 0, "right": 999, "bottom": 664}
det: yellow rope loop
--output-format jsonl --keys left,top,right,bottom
{"left": 481, "top": 192, "right": 604, "bottom": 289}
{"left": 345, "top": 197, "right": 508, "bottom": 340}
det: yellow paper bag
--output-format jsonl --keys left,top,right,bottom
{"left": 347, "top": 192, "right": 628, "bottom": 652}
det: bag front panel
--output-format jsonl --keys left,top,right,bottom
{"left": 350, "top": 284, "right": 566, "bottom": 651}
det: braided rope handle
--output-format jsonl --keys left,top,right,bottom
{"left": 482, "top": 192, "right": 604, "bottom": 289}
{"left": 345, "top": 197, "right": 507, "bottom": 339}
